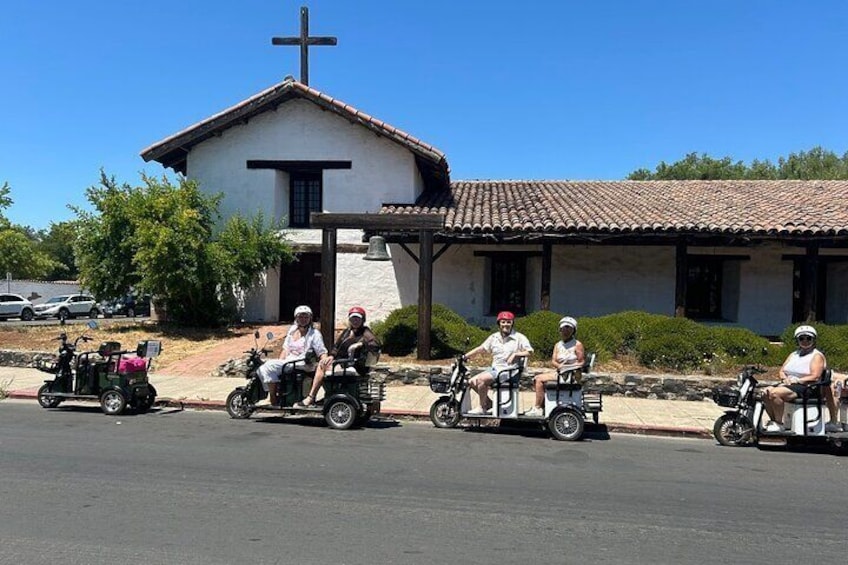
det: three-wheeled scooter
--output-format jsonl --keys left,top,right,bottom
{"left": 36, "top": 321, "right": 161, "bottom": 415}
{"left": 226, "top": 332, "right": 385, "bottom": 429}
{"left": 428, "top": 353, "right": 602, "bottom": 440}
{"left": 712, "top": 365, "right": 848, "bottom": 452}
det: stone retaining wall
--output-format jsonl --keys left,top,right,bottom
{"left": 1, "top": 350, "right": 736, "bottom": 401}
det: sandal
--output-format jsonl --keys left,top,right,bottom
{"left": 294, "top": 394, "right": 315, "bottom": 408}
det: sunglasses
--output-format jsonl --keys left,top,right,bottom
{"left": 797, "top": 335, "right": 814, "bottom": 342}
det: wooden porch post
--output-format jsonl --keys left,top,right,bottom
{"left": 319, "top": 228, "right": 337, "bottom": 348}
{"left": 418, "top": 230, "right": 434, "bottom": 360}
{"left": 674, "top": 239, "right": 687, "bottom": 317}
{"left": 540, "top": 242, "right": 552, "bottom": 311}
{"left": 802, "top": 243, "right": 819, "bottom": 322}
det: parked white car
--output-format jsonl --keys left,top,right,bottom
{"left": 33, "top": 294, "right": 100, "bottom": 320}
{"left": 0, "top": 293, "right": 36, "bottom": 321}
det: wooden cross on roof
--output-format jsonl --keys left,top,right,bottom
{"left": 271, "top": 6, "right": 337, "bottom": 86}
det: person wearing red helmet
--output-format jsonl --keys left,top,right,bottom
{"left": 295, "top": 306, "right": 380, "bottom": 407}
{"left": 462, "top": 310, "right": 533, "bottom": 415}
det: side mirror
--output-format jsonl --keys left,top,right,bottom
{"left": 87, "top": 320, "right": 99, "bottom": 330}
{"left": 254, "top": 330, "right": 260, "bottom": 339}
{"left": 266, "top": 332, "right": 274, "bottom": 340}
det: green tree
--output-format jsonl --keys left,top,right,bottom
{"left": 35, "top": 221, "right": 80, "bottom": 280}
{"left": 0, "top": 182, "right": 60, "bottom": 279}
{"left": 628, "top": 146, "right": 848, "bottom": 180}
{"left": 74, "top": 172, "right": 293, "bottom": 326}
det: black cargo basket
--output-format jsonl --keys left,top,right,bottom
{"left": 712, "top": 389, "right": 740, "bottom": 408}
{"left": 429, "top": 375, "right": 451, "bottom": 393}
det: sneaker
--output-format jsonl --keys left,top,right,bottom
{"left": 764, "top": 421, "right": 784, "bottom": 433}
{"left": 467, "top": 407, "right": 491, "bottom": 415}
{"left": 523, "top": 407, "right": 544, "bottom": 417}
{"left": 825, "top": 422, "right": 841, "bottom": 433}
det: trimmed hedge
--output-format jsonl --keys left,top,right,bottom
{"left": 371, "top": 304, "right": 489, "bottom": 358}
{"left": 374, "top": 305, "right": 848, "bottom": 374}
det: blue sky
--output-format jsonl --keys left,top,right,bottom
{"left": 2, "top": 0, "right": 847, "bottom": 230}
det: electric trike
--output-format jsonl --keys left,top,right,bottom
{"left": 428, "top": 352, "right": 602, "bottom": 441}
{"left": 713, "top": 366, "right": 848, "bottom": 452}
{"left": 226, "top": 332, "right": 385, "bottom": 430}
{"left": 36, "top": 321, "right": 161, "bottom": 415}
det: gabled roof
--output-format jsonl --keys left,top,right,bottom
{"left": 380, "top": 180, "right": 848, "bottom": 239}
{"left": 140, "top": 78, "right": 449, "bottom": 188}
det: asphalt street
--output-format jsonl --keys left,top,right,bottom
{"left": 0, "top": 401, "right": 846, "bottom": 565}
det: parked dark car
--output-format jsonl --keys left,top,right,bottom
{"left": 102, "top": 295, "right": 151, "bottom": 318}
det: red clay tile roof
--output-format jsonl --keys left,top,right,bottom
{"left": 140, "top": 77, "right": 448, "bottom": 184}
{"left": 380, "top": 180, "right": 848, "bottom": 237}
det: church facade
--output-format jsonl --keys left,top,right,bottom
{"left": 142, "top": 78, "right": 848, "bottom": 336}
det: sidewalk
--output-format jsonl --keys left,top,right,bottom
{"left": 0, "top": 365, "right": 724, "bottom": 439}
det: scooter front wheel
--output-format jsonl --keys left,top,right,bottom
{"left": 226, "top": 390, "right": 253, "bottom": 419}
{"left": 430, "top": 397, "right": 461, "bottom": 428}
{"left": 713, "top": 413, "right": 753, "bottom": 447}
{"left": 37, "top": 383, "right": 62, "bottom": 409}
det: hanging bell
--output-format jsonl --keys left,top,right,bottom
{"left": 363, "top": 235, "right": 391, "bottom": 261}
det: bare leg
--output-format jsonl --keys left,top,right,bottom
{"left": 268, "top": 382, "right": 278, "bottom": 406}
{"left": 469, "top": 373, "right": 494, "bottom": 410}
{"left": 533, "top": 371, "right": 557, "bottom": 408}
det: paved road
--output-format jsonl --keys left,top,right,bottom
{"left": 0, "top": 316, "right": 149, "bottom": 327}
{"left": 0, "top": 401, "right": 845, "bottom": 565}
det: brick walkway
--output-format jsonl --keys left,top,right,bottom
{"left": 156, "top": 324, "right": 290, "bottom": 377}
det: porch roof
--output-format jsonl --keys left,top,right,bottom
{"left": 379, "top": 180, "right": 848, "bottom": 240}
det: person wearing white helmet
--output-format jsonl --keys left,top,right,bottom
{"left": 256, "top": 305, "right": 327, "bottom": 406}
{"left": 763, "top": 325, "right": 840, "bottom": 432}
{"left": 523, "top": 316, "right": 585, "bottom": 417}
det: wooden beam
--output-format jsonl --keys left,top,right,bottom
{"left": 310, "top": 213, "right": 444, "bottom": 230}
{"left": 247, "top": 160, "right": 351, "bottom": 170}
{"left": 319, "top": 228, "right": 337, "bottom": 347}
{"left": 675, "top": 239, "right": 687, "bottom": 318}
{"left": 417, "top": 230, "right": 434, "bottom": 360}
{"left": 802, "top": 244, "right": 819, "bottom": 322}
{"left": 540, "top": 242, "right": 552, "bottom": 311}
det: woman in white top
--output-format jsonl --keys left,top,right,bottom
{"left": 257, "top": 305, "right": 327, "bottom": 406}
{"left": 762, "top": 325, "right": 839, "bottom": 432}
{"left": 523, "top": 316, "right": 584, "bottom": 418}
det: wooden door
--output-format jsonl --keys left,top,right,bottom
{"left": 279, "top": 253, "right": 322, "bottom": 322}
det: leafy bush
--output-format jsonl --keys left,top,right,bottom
{"left": 372, "top": 304, "right": 488, "bottom": 358}
{"left": 375, "top": 303, "right": 848, "bottom": 375}
{"left": 513, "top": 310, "right": 563, "bottom": 362}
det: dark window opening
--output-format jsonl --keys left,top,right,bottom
{"left": 289, "top": 171, "right": 322, "bottom": 228}
{"left": 686, "top": 256, "right": 723, "bottom": 319}
{"left": 490, "top": 256, "right": 527, "bottom": 315}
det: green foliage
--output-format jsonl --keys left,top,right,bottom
{"left": 34, "top": 221, "right": 80, "bottom": 280}
{"left": 628, "top": 146, "right": 848, "bottom": 180}
{"left": 372, "top": 304, "right": 488, "bottom": 358}
{"left": 512, "top": 309, "right": 563, "bottom": 362}
{"left": 0, "top": 182, "right": 62, "bottom": 279}
{"left": 74, "top": 172, "right": 293, "bottom": 326}
{"left": 0, "top": 227, "right": 60, "bottom": 279}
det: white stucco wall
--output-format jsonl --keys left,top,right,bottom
{"left": 186, "top": 100, "right": 422, "bottom": 222}
{"left": 4, "top": 280, "right": 82, "bottom": 304}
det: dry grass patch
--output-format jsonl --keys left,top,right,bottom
{"left": 0, "top": 321, "right": 268, "bottom": 369}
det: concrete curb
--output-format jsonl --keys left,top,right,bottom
{"left": 5, "top": 391, "right": 713, "bottom": 439}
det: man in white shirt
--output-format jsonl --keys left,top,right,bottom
{"left": 463, "top": 311, "right": 533, "bottom": 415}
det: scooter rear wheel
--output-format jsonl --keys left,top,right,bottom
{"left": 713, "top": 413, "right": 753, "bottom": 447}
